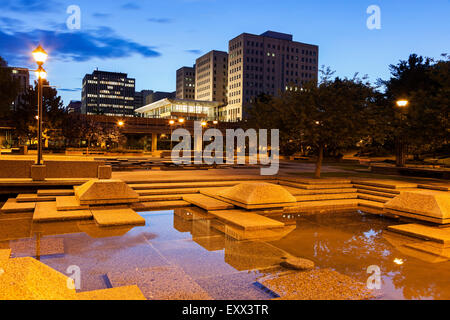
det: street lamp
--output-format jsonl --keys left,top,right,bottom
{"left": 169, "top": 119, "right": 176, "bottom": 149}
{"left": 117, "top": 120, "right": 124, "bottom": 127}
{"left": 396, "top": 99, "right": 409, "bottom": 107}
{"left": 32, "top": 44, "right": 48, "bottom": 165}
{"left": 395, "top": 99, "right": 409, "bottom": 167}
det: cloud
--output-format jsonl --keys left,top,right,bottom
{"left": 0, "top": 0, "right": 61, "bottom": 12}
{"left": 0, "top": 26, "right": 161, "bottom": 65}
{"left": 59, "top": 88, "right": 82, "bottom": 92}
{"left": 93, "top": 12, "right": 111, "bottom": 18}
{"left": 121, "top": 2, "right": 140, "bottom": 10}
{"left": 0, "top": 16, "right": 24, "bottom": 27}
{"left": 185, "top": 49, "right": 202, "bottom": 55}
{"left": 148, "top": 18, "right": 173, "bottom": 24}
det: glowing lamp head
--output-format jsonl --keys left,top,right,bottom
{"left": 396, "top": 100, "right": 409, "bottom": 107}
{"left": 32, "top": 45, "right": 48, "bottom": 65}
{"left": 178, "top": 118, "right": 185, "bottom": 124}
{"left": 213, "top": 120, "right": 218, "bottom": 125}
{"left": 117, "top": 120, "right": 124, "bottom": 127}
{"left": 169, "top": 119, "right": 175, "bottom": 125}
{"left": 201, "top": 121, "right": 207, "bottom": 127}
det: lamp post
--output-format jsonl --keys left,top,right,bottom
{"left": 32, "top": 45, "right": 48, "bottom": 165}
{"left": 395, "top": 99, "right": 409, "bottom": 167}
{"left": 169, "top": 119, "right": 175, "bottom": 149}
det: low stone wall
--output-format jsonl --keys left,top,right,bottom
{"left": 44, "top": 160, "right": 106, "bottom": 178}
{"left": 371, "top": 165, "right": 450, "bottom": 180}
{"left": 0, "top": 160, "right": 34, "bottom": 178}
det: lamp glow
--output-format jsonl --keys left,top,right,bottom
{"left": 117, "top": 120, "right": 124, "bottom": 127}
{"left": 32, "top": 45, "right": 48, "bottom": 65}
{"left": 169, "top": 119, "right": 175, "bottom": 125}
{"left": 396, "top": 100, "right": 409, "bottom": 107}
{"left": 178, "top": 118, "right": 185, "bottom": 124}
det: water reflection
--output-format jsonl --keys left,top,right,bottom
{"left": 1, "top": 209, "right": 450, "bottom": 299}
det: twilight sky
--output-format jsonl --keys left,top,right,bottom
{"left": 1, "top": 0, "right": 449, "bottom": 106}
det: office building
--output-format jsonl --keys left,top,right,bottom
{"left": 227, "top": 30, "right": 319, "bottom": 121}
{"left": 81, "top": 70, "right": 135, "bottom": 116}
{"left": 176, "top": 66, "right": 195, "bottom": 99}
{"left": 134, "top": 90, "right": 154, "bottom": 109}
{"left": 146, "top": 91, "right": 176, "bottom": 104}
{"left": 195, "top": 50, "right": 228, "bottom": 106}
{"left": 67, "top": 100, "right": 81, "bottom": 114}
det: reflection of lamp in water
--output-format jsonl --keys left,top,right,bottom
{"left": 394, "top": 258, "right": 404, "bottom": 265}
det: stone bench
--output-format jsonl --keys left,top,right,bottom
{"left": 43, "top": 160, "right": 111, "bottom": 179}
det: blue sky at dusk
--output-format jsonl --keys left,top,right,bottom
{"left": 0, "top": 0, "right": 449, "bottom": 106}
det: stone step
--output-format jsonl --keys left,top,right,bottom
{"left": 351, "top": 180, "right": 417, "bottom": 189}
{"left": 55, "top": 196, "right": 88, "bottom": 211}
{"left": 1, "top": 199, "right": 36, "bottom": 213}
{"left": 282, "top": 187, "right": 357, "bottom": 196}
{"left": 0, "top": 249, "right": 11, "bottom": 266}
{"left": 182, "top": 194, "right": 234, "bottom": 210}
{"left": 208, "top": 210, "right": 284, "bottom": 231}
{"left": 418, "top": 184, "right": 450, "bottom": 192}
{"left": 357, "top": 189, "right": 396, "bottom": 198}
{"left": 279, "top": 178, "right": 352, "bottom": 185}
{"left": 33, "top": 202, "right": 92, "bottom": 222}
{"left": 357, "top": 199, "right": 385, "bottom": 209}
{"left": 91, "top": 208, "right": 145, "bottom": 227}
{"left": 138, "top": 194, "right": 185, "bottom": 201}
{"left": 0, "top": 257, "right": 75, "bottom": 299}
{"left": 353, "top": 184, "right": 400, "bottom": 194}
{"left": 358, "top": 194, "right": 390, "bottom": 203}
{"left": 137, "top": 188, "right": 200, "bottom": 196}
{"left": 295, "top": 193, "right": 358, "bottom": 202}
{"left": 131, "top": 200, "right": 191, "bottom": 211}
{"left": 279, "top": 181, "right": 354, "bottom": 190}
{"left": 129, "top": 181, "right": 240, "bottom": 190}
{"left": 283, "top": 199, "right": 360, "bottom": 214}
{"left": 16, "top": 194, "right": 56, "bottom": 202}
{"left": 37, "top": 189, "right": 74, "bottom": 196}
{"left": 75, "top": 286, "right": 146, "bottom": 300}
{"left": 387, "top": 224, "right": 450, "bottom": 245}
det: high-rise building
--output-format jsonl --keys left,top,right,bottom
{"left": 81, "top": 70, "right": 135, "bottom": 116}
{"left": 227, "top": 30, "right": 319, "bottom": 121}
{"left": 67, "top": 100, "right": 81, "bottom": 114}
{"left": 134, "top": 90, "right": 154, "bottom": 109}
{"left": 145, "top": 91, "right": 176, "bottom": 104}
{"left": 195, "top": 50, "right": 228, "bottom": 106}
{"left": 176, "top": 66, "right": 195, "bottom": 99}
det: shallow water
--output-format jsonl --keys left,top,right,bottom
{"left": 1, "top": 209, "right": 450, "bottom": 299}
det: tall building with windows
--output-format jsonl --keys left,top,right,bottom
{"left": 227, "top": 31, "right": 319, "bottom": 121}
{"left": 195, "top": 50, "right": 228, "bottom": 105}
{"left": 176, "top": 66, "right": 195, "bottom": 99}
{"left": 67, "top": 100, "right": 81, "bottom": 114}
{"left": 134, "top": 90, "right": 154, "bottom": 109}
{"left": 81, "top": 70, "right": 135, "bottom": 116}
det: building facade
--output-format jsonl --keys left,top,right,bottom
{"left": 226, "top": 31, "right": 319, "bottom": 121}
{"left": 81, "top": 70, "right": 135, "bottom": 116}
{"left": 146, "top": 91, "right": 176, "bottom": 105}
{"left": 195, "top": 50, "right": 228, "bottom": 106}
{"left": 67, "top": 100, "right": 81, "bottom": 114}
{"left": 176, "top": 66, "right": 195, "bottom": 99}
{"left": 135, "top": 98, "right": 219, "bottom": 121}
{"left": 134, "top": 90, "right": 154, "bottom": 109}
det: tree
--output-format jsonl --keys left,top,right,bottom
{"left": 13, "top": 79, "right": 66, "bottom": 146}
{"left": 246, "top": 68, "right": 379, "bottom": 178}
{"left": 379, "top": 54, "right": 449, "bottom": 165}
{"left": 0, "top": 56, "right": 20, "bottom": 118}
